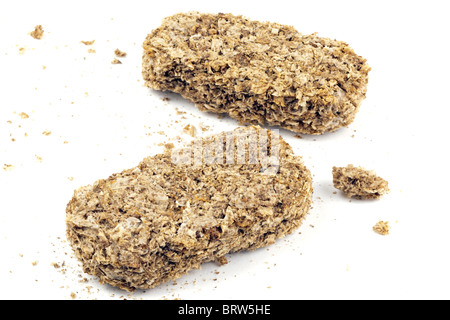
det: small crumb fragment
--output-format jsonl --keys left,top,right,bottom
{"left": 79, "top": 278, "right": 89, "bottom": 283}
{"left": 51, "top": 262, "right": 60, "bottom": 269}
{"left": 42, "top": 130, "right": 52, "bottom": 136}
{"left": 67, "top": 177, "right": 74, "bottom": 181}
{"left": 88, "top": 48, "right": 96, "bottom": 54}
{"left": 373, "top": 221, "right": 390, "bottom": 235}
{"left": 183, "top": 124, "right": 197, "bottom": 137}
{"left": 114, "top": 49, "right": 127, "bottom": 57}
{"left": 199, "top": 123, "right": 210, "bottom": 132}
{"left": 164, "top": 143, "right": 174, "bottom": 150}
{"left": 70, "top": 292, "right": 76, "bottom": 299}
{"left": 332, "top": 164, "right": 389, "bottom": 200}
{"left": 216, "top": 256, "right": 228, "bottom": 266}
{"left": 32, "top": 260, "right": 38, "bottom": 266}
{"left": 35, "top": 155, "right": 43, "bottom": 163}
{"left": 81, "top": 40, "right": 95, "bottom": 45}
{"left": 3, "top": 164, "right": 14, "bottom": 171}
{"left": 18, "top": 47, "right": 25, "bottom": 55}
{"left": 111, "top": 59, "right": 122, "bottom": 64}
{"left": 29, "top": 25, "right": 44, "bottom": 39}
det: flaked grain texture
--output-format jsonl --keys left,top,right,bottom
{"left": 332, "top": 164, "right": 389, "bottom": 199}
{"left": 66, "top": 126, "right": 313, "bottom": 291}
{"left": 142, "top": 12, "right": 370, "bottom": 134}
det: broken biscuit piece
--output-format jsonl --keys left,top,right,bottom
{"left": 66, "top": 126, "right": 313, "bottom": 291}
{"left": 142, "top": 12, "right": 370, "bottom": 135}
{"left": 332, "top": 164, "right": 389, "bottom": 199}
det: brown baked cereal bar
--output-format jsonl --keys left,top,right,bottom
{"left": 66, "top": 126, "right": 313, "bottom": 291}
{"left": 142, "top": 12, "right": 370, "bottom": 135}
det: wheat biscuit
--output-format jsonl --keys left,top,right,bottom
{"left": 142, "top": 12, "right": 370, "bottom": 134}
{"left": 66, "top": 126, "right": 313, "bottom": 291}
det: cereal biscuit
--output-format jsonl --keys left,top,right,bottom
{"left": 66, "top": 126, "right": 313, "bottom": 291}
{"left": 142, "top": 12, "right": 370, "bottom": 134}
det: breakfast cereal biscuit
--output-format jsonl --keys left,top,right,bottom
{"left": 142, "top": 12, "right": 370, "bottom": 134}
{"left": 66, "top": 126, "right": 313, "bottom": 291}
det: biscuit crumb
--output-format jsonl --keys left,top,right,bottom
{"left": 183, "top": 124, "right": 196, "bottom": 137}
{"left": 216, "top": 256, "right": 228, "bottom": 266}
{"left": 70, "top": 292, "right": 76, "bottom": 299}
{"left": 199, "top": 123, "right": 210, "bottom": 132}
{"left": 88, "top": 48, "right": 96, "bottom": 54}
{"left": 42, "top": 130, "right": 52, "bottom": 136}
{"left": 18, "top": 112, "right": 29, "bottom": 119}
{"left": 3, "top": 164, "right": 14, "bottom": 171}
{"left": 81, "top": 40, "right": 95, "bottom": 45}
{"left": 164, "top": 143, "right": 174, "bottom": 150}
{"left": 111, "top": 59, "right": 122, "bottom": 64}
{"left": 373, "top": 221, "right": 390, "bottom": 235}
{"left": 29, "top": 25, "right": 44, "bottom": 39}
{"left": 114, "top": 49, "right": 127, "bottom": 57}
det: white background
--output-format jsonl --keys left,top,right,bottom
{"left": 0, "top": 0, "right": 449, "bottom": 300}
